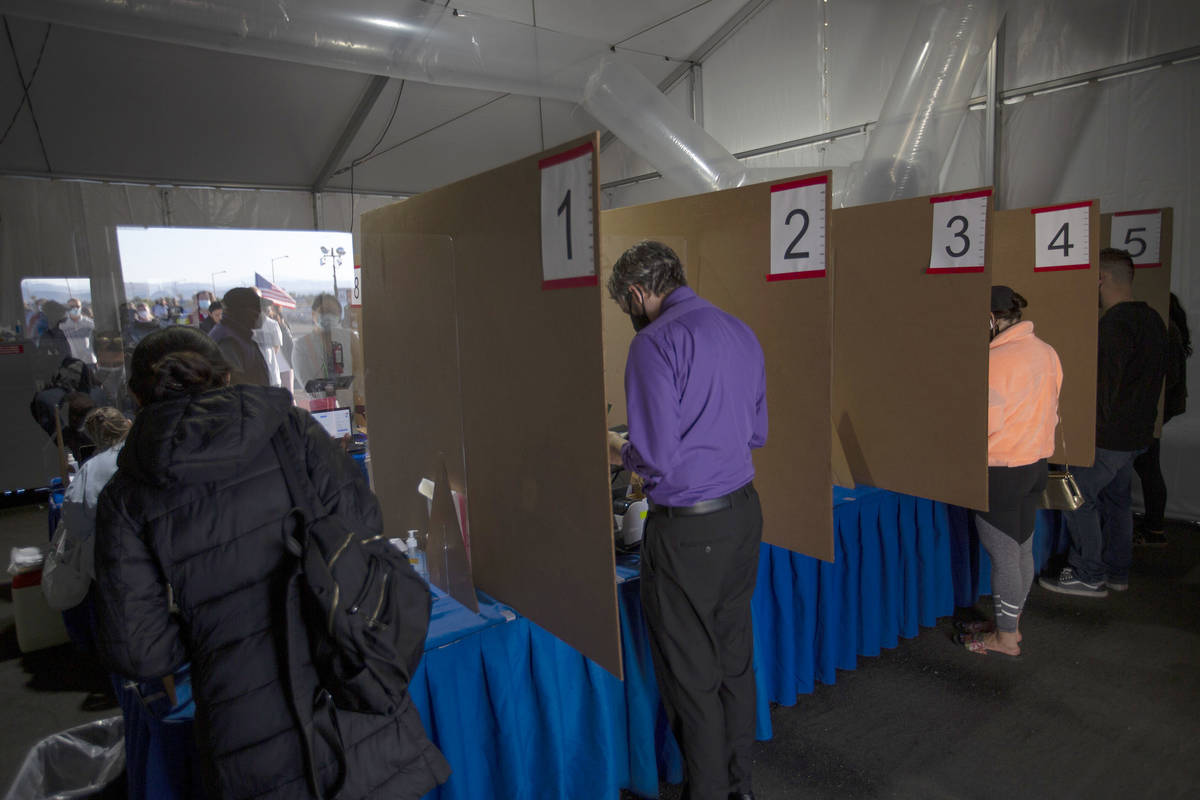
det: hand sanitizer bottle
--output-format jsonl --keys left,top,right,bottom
{"left": 405, "top": 530, "right": 426, "bottom": 580}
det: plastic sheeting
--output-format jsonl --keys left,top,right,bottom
{"left": 3, "top": 716, "right": 124, "bottom": 800}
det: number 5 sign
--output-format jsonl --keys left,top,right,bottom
{"left": 540, "top": 142, "right": 597, "bottom": 290}
{"left": 1110, "top": 209, "right": 1162, "bottom": 267}
{"left": 1032, "top": 201, "right": 1091, "bottom": 272}
{"left": 768, "top": 175, "right": 828, "bottom": 281}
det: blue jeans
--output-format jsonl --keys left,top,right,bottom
{"left": 1064, "top": 447, "right": 1143, "bottom": 584}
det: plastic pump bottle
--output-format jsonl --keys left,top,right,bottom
{"left": 405, "top": 530, "right": 427, "bottom": 581}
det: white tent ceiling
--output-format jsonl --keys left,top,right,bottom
{"left": 0, "top": 0, "right": 753, "bottom": 194}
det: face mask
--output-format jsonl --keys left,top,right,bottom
{"left": 199, "top": 299, "right": 211, "bottom": 310}
{"left": 318, "top": 313, "right": 339, "bottom": 329}
{"left": 68, "top": 307, "right": 81, "bottom": 318}
{"left": 627, "top": 290, "right": 651, "bottom": 333}
{"left": 136, "top": 310, "right": 153, "bottom": 322}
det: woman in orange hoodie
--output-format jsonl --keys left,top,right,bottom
{"left": 957, "top": 286, "right": 1062, "bottom": 656}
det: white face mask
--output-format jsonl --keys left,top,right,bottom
{"left": 199, "top": 299, "right": 211, "bottom": 310}
{"left": 68, "top": 307, "right": 81, "bottom": 318}
{"left": 318, "top": 313, "right": 339, "bottom": 329}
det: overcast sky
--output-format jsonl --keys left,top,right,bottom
{"left": 115, "top": 227, "right": 355, "bottom": 294}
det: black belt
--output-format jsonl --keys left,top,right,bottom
{"left": 648, "top": 483, "right": 752, "bottom": 518}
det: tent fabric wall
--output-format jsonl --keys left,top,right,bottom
{"left": 0, "top": 176, "right": 400, "bottom": 329}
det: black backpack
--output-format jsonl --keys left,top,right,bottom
{"left": 270, "top": 422, "right": 431, "bottom": 798}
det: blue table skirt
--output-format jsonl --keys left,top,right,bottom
{"left": 118, "top": 486, "right": 1009, "bottom": 800}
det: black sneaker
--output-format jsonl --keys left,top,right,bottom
{"left": 1039, "top": 568, "right": 1109, "bottom": 598}
{"left": 1134, "top": 529, "right": 1168, "bottom": 547}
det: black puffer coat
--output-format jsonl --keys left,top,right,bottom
{"left": 94, "top": 385, "right": 449, "bottom": 799}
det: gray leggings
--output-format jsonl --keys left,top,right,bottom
{"left": 975, "top": 516, "right": 1035, "bottom": 632}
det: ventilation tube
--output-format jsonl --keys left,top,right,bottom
{"left": 1, "top": 0, "right": 745, "bottom": 192}
{"left": 840, "top": 0, "right": 1006, "bottom": 207}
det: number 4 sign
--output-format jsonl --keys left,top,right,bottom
{"left": 540, "top": 142, "right": 597, "bottom": 290}
{"left": 1032, "top": 201, "right": 1091, "bottom": 272}
{"left": 1110, "top": 209, "right": 1162, "bottom": 267}
{"left": 928, "top": 189, "right": 990, "bottom": 273}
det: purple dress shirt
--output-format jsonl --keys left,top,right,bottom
{"left": 621, "top": 286, "right": 767, "bottom": 506}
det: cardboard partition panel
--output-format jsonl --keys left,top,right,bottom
{"left": 992, "top": 202, "right": 1100, "bottom": 467}
{"left": 600, "top": 173, "right": 834, "bottom": 562}
{"left": 831, "top": 192, "right": 991, "bottom": 511}
{"left": 1100, "top": 209, "right": 1174, "bottom": 435}
{"left": 362, "top": 134, "right": 622, "bottom": 677}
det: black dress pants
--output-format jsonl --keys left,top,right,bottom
{"left": 1133, "top": 437, "right": 1166, "bottom": 529}
{"left": 639, "top": 483, "right": 763, "bottom": 800}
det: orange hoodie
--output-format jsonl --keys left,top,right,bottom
{"left": 988, "top": 321, "right": 1063, "bottom": 467}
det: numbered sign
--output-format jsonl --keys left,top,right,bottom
{"left": 351, "top": 265, "right": 363, "bottom": 308}
{"left": 1032, "top": 201, "right": 1091, "bottom": 272}
{"left": 539, "top": 142, "right": 597, "bottom": 290}
{"left": 1110, "top": 209, "right": 1162, "bottom": 267}
{"left": 927, "top": 189, "right": 990, "bottom": 273}
{"left": 768, "top": 175, "right": 827, "bottom": 281}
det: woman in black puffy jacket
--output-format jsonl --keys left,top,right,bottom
{"left": 94, "top": 326, "right": 449, "bottom": 799}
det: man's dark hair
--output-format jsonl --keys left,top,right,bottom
{"left": 209, "top": 300, "right": 223, "bottom": 312}
{"left": 222, "top": 287, "right": 261, "bottom": 312}
{"left": 1099, "top": 247, "right": 1135, "bottom": 286}
{"left": 607, "top": 241, "right": 688, "bottom": 309}
{"left": 129, "top": 326, "right": 231, "bottom": 404}
{"left": 312, "top": 292, "right": 342, "bottom": 314}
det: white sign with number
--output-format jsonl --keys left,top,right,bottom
{"left": 351, "top": 265, "right": 363, "bottom": 308}
{"left": 1109, "top": 210, "right": 1162, "bottom": 267}
{"left": 1033, "top": 202, "right": 1091, "bottom": 272}
{"left": 928, "top": 191, "right": 989, "bottom": 273}
{"left": 539, "top": 143, "right": 596, "bottom": 289}
{"left": 769, "top": 176, "right": 827, "bottom": 281}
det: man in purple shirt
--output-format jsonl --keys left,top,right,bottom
{"left": 606, "top": 241, "right": 766, "bottom": 800}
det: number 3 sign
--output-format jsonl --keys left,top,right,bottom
{"left": 1032, "top": 201, "right": 1091, "bottom": 272}
{"left": 928, "top": 189, "right": 990, "bottom": 273}
{"left": 540, "top": 142, "right": 597, "bottom": 290}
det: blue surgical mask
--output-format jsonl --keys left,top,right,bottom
{"left": 199, "top": 299, "right": 211, "bottom": 310}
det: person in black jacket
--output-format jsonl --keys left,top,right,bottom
{"left": 93, "top": 326, "right": 449, "bottom": 799}
{"left": 1132, "top": 292, "right": 1191, "bottom": 546}
{"left": 1040, "top": 248, "right": 1167, "bottom": 598}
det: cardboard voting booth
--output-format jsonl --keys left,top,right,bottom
{"left": 992, "top": 200, "right": 1101, "bottom": 467}
{"left": 1101, "top": 208, "right": 1174, "bottom": 435}
{"left": 831, "top": 189, "right": 994, "bottom": 511}
{"left": 601, "top": 173, "right": 835, "bottom": 562}
{"left": 362, "top": 134, "right": 622, "bottom": 676}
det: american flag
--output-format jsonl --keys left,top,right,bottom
{"left": 255, "top": 272, "right": 297, "bottom": 309}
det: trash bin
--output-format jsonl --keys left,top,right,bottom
{"left": 7, "top": 547, "right": 69, "bottom": 653}
{"left": 2, "top": 716, "right": 124, "bottom": 800}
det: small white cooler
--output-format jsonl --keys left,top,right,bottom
{"left": 9, "top": 547, "right": 70, "bottom": 653}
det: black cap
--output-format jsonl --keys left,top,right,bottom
{"left": 991, "top": 285, "right": 1016, "bottom": 313}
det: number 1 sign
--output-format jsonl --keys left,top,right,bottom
{"left": 540, "top": 142, "right": 597, "bottom": 290}
{"left": 1032, "top": 201, "right": 1091, "bottom": 272}
{"left": 1110, "top": 209, "right": 1162, "bottom": 267}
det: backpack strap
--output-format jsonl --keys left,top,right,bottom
{"left": 271, "top": 427, "right": 348, "bottom": 800}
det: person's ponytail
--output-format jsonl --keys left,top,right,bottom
{"left": 128, "top": 326, "right": 231, "bottom": 405}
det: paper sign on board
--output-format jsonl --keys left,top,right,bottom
{"left": 352, "top": 265, "right": 363, "bottom": 307}
{"left": 540, "top": 142, "right": 597, "bottom": 289}
{"left": 1032, "top": 201, "right": 1091, "bottom": 272}
{"left": 1110, "top": 209, "right": 1162, "bottom": 268}
{"left": 928, "top": 189, "right": 990, "bottom": 273}
{"left": 768, "top": 176, "right": 827, "bottom": 281}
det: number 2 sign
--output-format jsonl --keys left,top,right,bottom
{"left": 768, "top": 175, "right": 827, "bottom": 281}
{"left": 1110, "top": 209, "right": 1162, "bottom": 267}
{"left": 540, "top": 142, "right": 597, "bottom": 290}
{"left": 1032, "top": 201, "right": 1091, "bottom": 272}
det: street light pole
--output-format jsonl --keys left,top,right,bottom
{"left": 270, "top": 254, "right": 289, "bottom": 284}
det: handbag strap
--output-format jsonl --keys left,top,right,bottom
{"left": 270, "top": 421, "right": 348, "bottom": 800}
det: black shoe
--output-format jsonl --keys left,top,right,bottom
{"left": 1134, "top": 529, "right": 1168, "bottom": 547}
